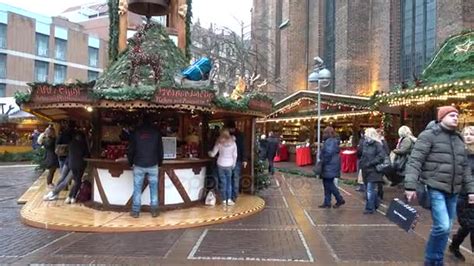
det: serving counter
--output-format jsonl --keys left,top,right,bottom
{"left": 86, "top": 158, "right": 212, "bottom": 211}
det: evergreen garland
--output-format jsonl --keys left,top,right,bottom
{"left": 185, "top": 0, "right": 193, "bottom": 61}
{"left": 108, "top": 0, "right": 119, "bottom": 64}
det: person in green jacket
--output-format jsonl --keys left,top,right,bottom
{"left": 405, "top": 106, "right": 474, "bottom": 266}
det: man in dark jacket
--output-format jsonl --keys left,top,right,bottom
{"left": 226, "top": 121, "right": 247, "bottom": 202}
{"left": 127, "top": 116, "right": 164, "bottom": 218}
{"left": 266, "top": 132, "right": 279, "bottom": 175}
{"left": 405, "top": 106, "right": 474, "bottom": 265}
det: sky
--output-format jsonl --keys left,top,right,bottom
{"left": 0, "top": 0, "right": 252, "bottom": 33}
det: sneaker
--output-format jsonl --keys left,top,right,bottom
{"left": 222, "top": 200, "right": 227, "bottom": 206}
{"left": 43, "top": 191, "right": 58, "bottom": 201}
{"left": 130, "top": 211, "right": 139, "bottom": 218}
{"left": 363, "top": 210, "right": 374, "bottom": 215}
{"left": 151, "top": 209, "right": 159, "bottom": 218}
{"left": 47, "top": 184, "right": 55, "bottom": 190}
{"left": 449, "top": 244, "right": 465, "bottom": 261}
{"left": 64, "top": 197, "right": 71, "bottom": 204}
{"left": 70, "top": 198, "right": 76, "bottom": 204}
{"left": 333, "top": 200, "right": 346, "bottom": 208}
{"left": 227, "top": 199, "right": 235, "bottom": 206}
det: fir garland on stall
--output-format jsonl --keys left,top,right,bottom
{"left": 108, "top": 0, "right": 119, "bottom": 63}
{"left": 185, "top": 0, "right": 193, "bottom": 61}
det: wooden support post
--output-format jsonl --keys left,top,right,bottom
{"left": 118, "top": 0, "right": 128, "bottom": 53}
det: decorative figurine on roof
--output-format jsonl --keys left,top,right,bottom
{"left": 175, "top": 57, "right": 213, "bottom": 87}
{"left": 413, "top": 73, "right": 423, "bottom": 87}
{"left": 128, "top": 23, "right": 162, "bottom": 85}
{"left": 230, "top": 75, "right": 246, "bottom": 100}
{"left": 0, "top": 104, "right": 14, "bottom": 124}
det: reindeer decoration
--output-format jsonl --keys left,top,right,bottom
{"left": 0, "top": 103, "right": 14, "bottom": 124}
{"left": 128, "top": 24, "right": 162, "bottom": 85}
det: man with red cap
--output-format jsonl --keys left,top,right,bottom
{"left": 405, "top": 106, "right": 474, "bottom": 265}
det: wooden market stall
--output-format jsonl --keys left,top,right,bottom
{"left": 374, "top": 30, "right": 474, "bottom": 135}
{"left": 17, "top": 22, "right": 273, "bottom": 231}
{"left": 257, "top": 90, "right": 380, "bottom": 163}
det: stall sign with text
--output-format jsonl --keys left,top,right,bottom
{"left": 248, "top": 98, "right": 273, "bottom": 113}
{"left": 153, "top": 88, "right": 215, "bottom": 107}
{"left": 31, "top": 85, "right": 93, "bottom": 104}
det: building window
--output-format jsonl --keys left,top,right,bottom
{"left": 401, "top": 0, "right": 437, "bottom": 82}
{"left": 88, "top": 70, "right": 99, "bottom": 81}
{"left": 88, "top": 47, "right": 99, "bottom": 67}
{"left": 0, "top": 23, "right": 6, "bottom": 49}
{"left": 53, "top": 64, "right": 67, "bottom": 84}
{"left": 36, "top": 33, "right": 49, "bottom": 57}
{"left": 0, "top": 54, "right": 6, "bottom": 79}
{"left": 34, "top": 60, "right": 49, "bottom": 82}
{"left": 0, "top": 84, "right": 5, "bottom": 97}
{"left": 55, "top": 38, "right": 67, "bottom": 61}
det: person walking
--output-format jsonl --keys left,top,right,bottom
{"left": 391, "top": 125, "right": 416, "bottom": 186}
{"left": 318, "top": 126, "right": 345, "bottom": 208}
{"left": 42, "top": 126, "right": 59, "bottom": 189}
{"left": 266, "top": 132, "right": 279, "bottom": 175}
{"left": 209, "top": 129, "right": 238, "bottom": 206}
{"left": 127, "top": 116, "right": 164, "bottom": 218}
{"left": 43, "top": 131, "right": 90, "bottom": 204}
{"left": 449, "top": 125, "right": 474, "bottom": 261}
{"left": 358, "top": 127, "right": 386, "bottom": 214}
{"left": 405, "top": 106, "right": 474, "bottom": 266}
{"left": 31, "top": 129, "right": 40, "bottom": 150}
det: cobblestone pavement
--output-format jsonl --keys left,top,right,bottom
{"left": 1, "top": 164, "right": 473, "bottom": 265}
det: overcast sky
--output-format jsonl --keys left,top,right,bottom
{"left": 0, "top": 0, "right": 252, "bottom": 33}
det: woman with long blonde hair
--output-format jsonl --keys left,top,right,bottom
{"left": 209, "top": 129, "right": 238, "bottom": 206}
{"left": 391, "top": 125, "right": 417, "bottom": 185}
{"left": 450, "top": 126, "right": 474, "bottom": 261}
{"left": 357, "top": 127, "right": 386, "bottom": 214}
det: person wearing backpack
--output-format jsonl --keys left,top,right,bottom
{"left": 405, "top": 106, "right": 474, "bottom": 265}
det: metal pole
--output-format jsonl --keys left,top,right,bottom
{"left": 316, "top": 79, "right": 321, "bottom": 163}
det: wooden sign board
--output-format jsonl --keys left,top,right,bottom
{"left": 248, "top": 98, "right": 273, "bottom": 113}
{"left": 31, "top": 85, "right": 93, "bottom": 104}
{"left": 153, "top": 88, "right": 215, "bottom": 107}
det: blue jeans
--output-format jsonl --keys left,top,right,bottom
{"left": 322, "top": 178, "right": 343, "bottom": 206}
{"left": 424, "top": 188, "right": 458, "bottom": 264}
{"left": 52, "top": 162, "right": 72, "bottom": 195}
{"left": 365, "top": 182, "right": 380, "bottom": 212}
{"left": 132, "top": 165, "right": 159, "bottom": 213}
{"left": 218, "top": 166, "right": 233, "bottom": 201}
{"left": 231, "top": 161, "right": 242, "bottom": 200}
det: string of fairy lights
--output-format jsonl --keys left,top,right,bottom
{"left": 376, "top": 79, "right": 474, "bottom": 107}
{"left": 257, "top": 110, "right": 380, "bottom": 123}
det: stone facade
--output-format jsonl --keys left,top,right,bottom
{"left": 251, "top": 0, "right": 473, "bottom": 99}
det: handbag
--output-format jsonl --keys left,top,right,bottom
{"left": 375, "top": 156, "right": 391, "bottom": 173}
{"left": 393, "top": 155, "right": 409, "bottom": 172}
{"left": 416, "top": 183, "right": 431, "bottom": 210}
{"left": 55, "top": 144, "right": 69, "bottom": 157}
{"left": 386, "top": 198, "right": 419, "bottom": 232}
{"left": 313, "top": 161, "right": 323, "bottom": 177}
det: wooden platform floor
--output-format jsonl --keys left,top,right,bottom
{"left": 20, "top": 172, "right": 265, "bottom": 232}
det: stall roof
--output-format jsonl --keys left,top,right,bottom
{"left": 0, "top": 97, "right": 35, "bottom": 120}
{"left": 375, "top": 30, "right": 474, "bottom": 108}
{"left": 274, "top": 90, "right": 370, "bottom": 110}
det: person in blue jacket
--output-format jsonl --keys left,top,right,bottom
{"left": 318, "top": 126, "right": 345, "bottom": 208}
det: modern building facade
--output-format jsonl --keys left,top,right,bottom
{"left": 0, "top": 3, "right": 108, "bottom": 97}
{"left": 251, "top": 0, "right": 474, "bottom": 100}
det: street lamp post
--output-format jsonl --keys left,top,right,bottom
{"left": 308, "top": 57, "right": 331, "bottom": 163}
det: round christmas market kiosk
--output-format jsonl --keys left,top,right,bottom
{"left": 374, "top": 30, "right": 474, "bottom": 136}
{"left": 16, "top": 22, "right": 273, "bottom": 232}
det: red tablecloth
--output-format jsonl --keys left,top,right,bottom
{"left": 296, "top": 146, "right": 312, "bottom": 166}
{"left": 340, "top": 148, "right": 357, "bottom": 173}
{"left": 274, "top": 144, "right": 289, "bottom": 162}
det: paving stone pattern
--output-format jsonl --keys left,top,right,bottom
{"left": 55, "top": 231, "right": 184, "bottom": 257}
{"left": 1, "top": 165, "right": 474, "bottom": 265}
{"left": 191, "top": 229, "right": 312, "bottom": 262}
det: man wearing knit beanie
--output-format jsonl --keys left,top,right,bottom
{"left": 404, "top": 105, "right": 474, "bottom": 264}
{"left": 437, "top": 106, "right": 459, "bottom": 123}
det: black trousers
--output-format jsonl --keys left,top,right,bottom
{"left": 451, "top": 225, "right": 474, "bottom": 251}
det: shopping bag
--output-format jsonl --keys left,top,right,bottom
{"left": 205, "top": 190, "right": 216, "bottom": 206}
{"left": 386, "top": 198, "right": 419, "bottom": 232}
